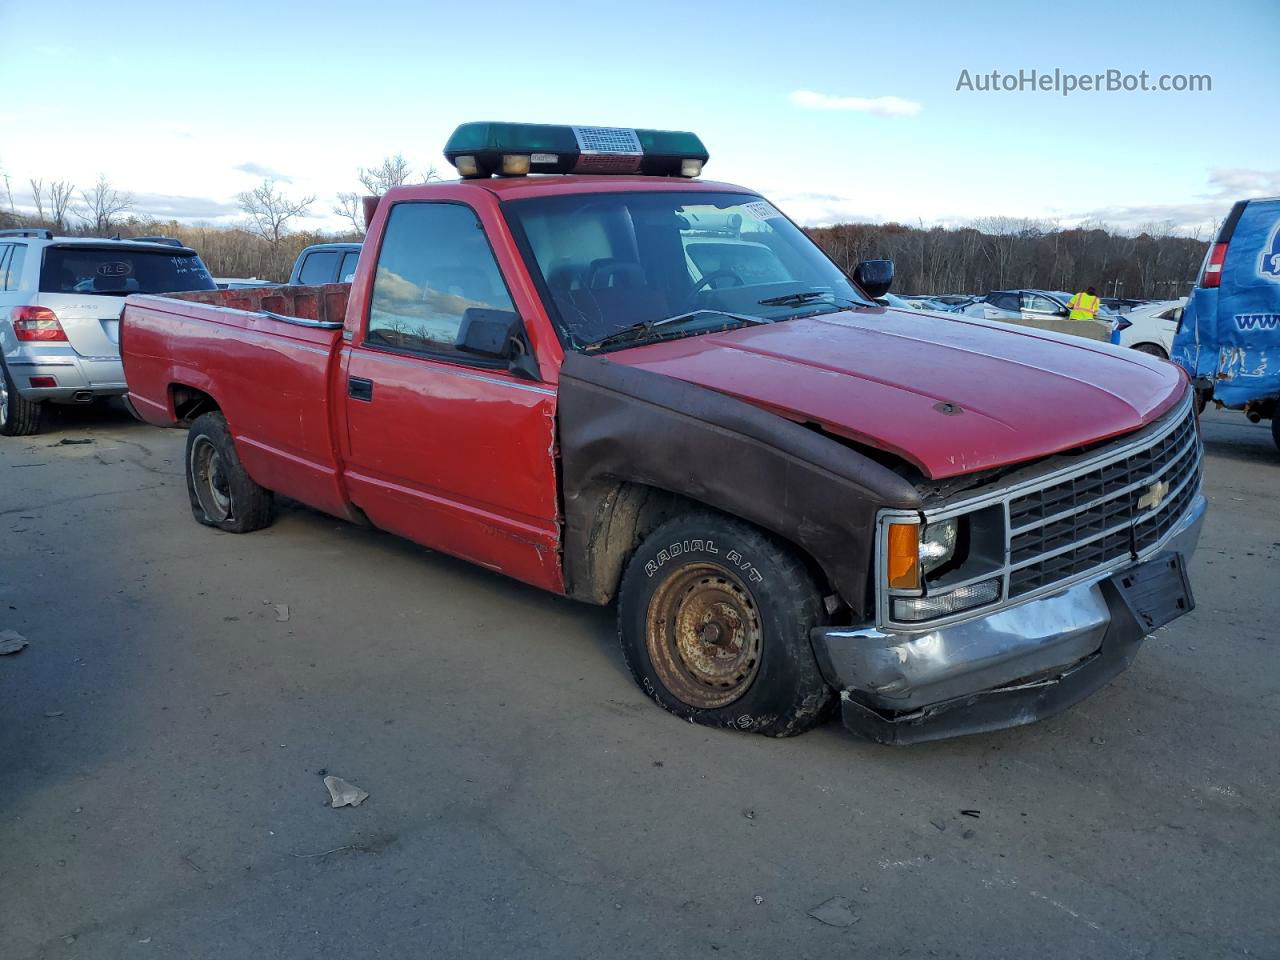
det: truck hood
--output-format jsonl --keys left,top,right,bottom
{"left": 605, "top": 307, "right": 1187, "bottom": 479}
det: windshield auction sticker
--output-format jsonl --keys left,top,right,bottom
{"left": 742, "top": 200, "right": 782, "bottom": 221}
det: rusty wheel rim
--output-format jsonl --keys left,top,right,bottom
{"left": 190, "top": 436, "right": 232, "bottom": 522}
{"left": 645, "top": 562, "right": 762, "bottom": 709}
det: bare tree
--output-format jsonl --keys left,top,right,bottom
{"left": 78, "top": 174, "right": 134, "bottom": 232}
{"left": 29, "top": 178, "right": 46, "bottom": 223}
{"left": 358, "top": 154, "right": 412, "bottom": 196}
{"left": 357, "top": 154, "right": 441, "bottom": 196}
{"left": 49, "top": 180, "right": 75, "bottom": 231}
{"left": 0, "top": 161, "right": 15, "bottom": 226}
{"left": 236, "top": 179, "right": 316, "bottom": 244}
{"left": 333, "top": 191, "right": 365, "bottom": 234}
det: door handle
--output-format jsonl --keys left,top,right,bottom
{"left": 348, "top": 376, "right": 373, "bottom": 402}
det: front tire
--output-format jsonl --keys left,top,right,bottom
{"left": 617, "top": 512, "right": 832, "bottom": 737}
{"left": 0, "top": 361, "right": 43, "bottom": 436}
{"left": 1271, "top": 414, "right": 1280, "bottom": 454}
{"left": 185, "top": 412, "right": 274, "bottom": 533}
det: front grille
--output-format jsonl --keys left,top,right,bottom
{"left": 1006, "top": 403, "right": 1200, "bottom": 598}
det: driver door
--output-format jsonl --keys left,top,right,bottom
{"left": 340, "top": 200, "right": 562, "bottom": 592}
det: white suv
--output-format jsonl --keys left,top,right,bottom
{"left": 0, "top": 230, "right": 216, "bottom": 435}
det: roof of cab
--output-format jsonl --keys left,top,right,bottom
{"left": 480, "top": 175, "right": 750, "bottom": 199}
{"left": 424, "top": 175, "right": 755, "bottom": 201}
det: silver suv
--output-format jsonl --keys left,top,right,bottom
{"left": 0, "top": 230, "right": 216, "bottom": 435}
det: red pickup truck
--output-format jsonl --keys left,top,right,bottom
{"left": 121, "top": 123, "right": 1206, "bottom": 744}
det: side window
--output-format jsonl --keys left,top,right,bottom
{"left": 1022, "top": 293, "right": 1060, "bottom": 314}
{"left": 991, "top": 293, "right": 1019, "bottom": 311}
{"left": 298, "top": 250, "right": 340, "bottom": 285}
{"left": 0, "top": 245, "right": 10, "bottom": 290}
{"left": 366, "top": 202, "right": 514, "bottom": 359}
{"left": 339, "top": 251, "right": 360, "bottom": 283}
{"left": 7, "top": 244, "right": 27, "bottom": 290}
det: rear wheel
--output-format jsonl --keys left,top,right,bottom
{"left": 185, "top": 412, "right": 274, "bottom": 533}
{"left": 0, "top": 361, "right": 43, "bottom": 436}
{"left": 1271, "top": 414, "right": 1280, "bottom": 453}
{"left": 617, "top": 512, "right": 832, "bottom": 737}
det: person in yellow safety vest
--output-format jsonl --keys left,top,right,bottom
{"left": 1067, "top": 286, "right": 1101, "bottom": 321}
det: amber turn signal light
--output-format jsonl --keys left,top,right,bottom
{"left": 887, "top": 522, "right": 921, "bottom": 590}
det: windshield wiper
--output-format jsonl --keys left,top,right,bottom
{"left": 584, "top": 309, "right": 766, "bottom": 352}
{"left": 757, "top": 290, "right": 866, "bottom": 308}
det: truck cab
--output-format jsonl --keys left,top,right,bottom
{"left": 121, "top": 123, "right": 1206, "bottom": 744}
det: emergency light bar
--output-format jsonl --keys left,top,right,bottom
{"left": 444, "top": 122, "right": 708, "bottom": 179}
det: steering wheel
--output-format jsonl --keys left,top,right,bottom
{"left": 694, "top": 269, "right": 745, "bottom": 293}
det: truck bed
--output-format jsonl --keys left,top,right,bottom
{"left": 121, "top": 283, "right": 357, "bottom": 521}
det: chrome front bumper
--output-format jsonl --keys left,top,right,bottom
{"left": 813, "top": 492, "right": 1206, "bottom": 743}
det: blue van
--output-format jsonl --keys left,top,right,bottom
{"left": 1173, "top": 196, "right": 1280, "bottom": 451}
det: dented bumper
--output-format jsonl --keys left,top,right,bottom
{"left": 813, "top": 492, "right": 1206, "bottom": 744}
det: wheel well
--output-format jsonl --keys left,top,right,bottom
{"left": 170, "top": 385, "right": 219, "bottom": 425}
{"left": 571, "top": 480, "right": 836, "bottom": 609}
{"left": 1133, "top": 342, "right": 1169, "bottom": 359}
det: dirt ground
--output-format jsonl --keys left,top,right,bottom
{"left": 1, "top": 404, "right": 1276, "bottom": 959}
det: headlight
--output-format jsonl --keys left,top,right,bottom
{"left": 918, "top": 518, "right": 958, "bottom": 576}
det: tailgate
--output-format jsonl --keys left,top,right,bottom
{"left": 38, "top": 292, "right": 123, "bottom": 358}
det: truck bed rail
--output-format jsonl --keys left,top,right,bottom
{"left": 162, "top": 282, "right": 351, "bottom": 329}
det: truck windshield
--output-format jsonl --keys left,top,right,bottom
{"left": 40, "top": 247, "right": 216, "bottom": 296}
{"left": 503, "top": 191, "right": 868, "bottom": 349}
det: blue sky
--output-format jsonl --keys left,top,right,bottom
{"left": 1, "top": 0, "right": 1276, "bottom": 234}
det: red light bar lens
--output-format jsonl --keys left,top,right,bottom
{"left": 12, "top": 306, "right": 68, "bottom": 341}
{"left": 29, "top": 376, "right": 58, "bottom": 388}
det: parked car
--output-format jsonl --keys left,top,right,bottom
{"left": 1173, "top": 195, "right": 1280, "bottom": 449}
{"left": 955, "top": 289, "right": 1112, "bottom": 340}
{"left": 121, "top": 121, "right": 1204, "bottom": 745}
{"left": 1112, "top": 299, "right": 1185, "bottom": 358}
{"left": 897, "top": 294, "right": 953, "bottom": 311}
{"left": 288, "top": 242, "right": 362, "bottom": 285}
{"left": 1102, "top": 296, "right": 1151, "bottom": 313}
{"left": 0, "top": 229, "right": 215, "bottom": 435}
{"left": 214, "top": 277, "right": 280, "bottom": 290}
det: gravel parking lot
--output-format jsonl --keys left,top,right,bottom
{"left": 2, "top": 404, "right": 1276, "bottom": 960}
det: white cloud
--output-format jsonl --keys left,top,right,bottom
{"left": 1071, "top": 167, "right": 1280, "bottom": 234}
{"left": 234, "top": 161, "right": 293, "bottom": 182}
{"left": 789, "top": 89, "right": 923, "bottom": 117}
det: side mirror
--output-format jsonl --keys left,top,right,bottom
{"left": 1056, "top": 307, "right": 1069, "bottom": 317}
{"left": 457, "top": 308, "right": 518, "bottom": 358}
{"left": 456, "top": 307, "right": 542, "bottom": 381}
{"left": 853, "top": 259, "right": 894, "bottom": 299}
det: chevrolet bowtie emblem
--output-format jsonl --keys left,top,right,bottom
{"left": 1137, "top": 480, "right": 1169, "bottom": 512}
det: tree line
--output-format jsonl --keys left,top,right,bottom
{"left": 2, "top": 157, "right": 1208, "bottom": 297}
{"left": 807, "top": 217, "right": 1209, "bottom": 300}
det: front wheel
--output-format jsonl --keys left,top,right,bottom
{"left": 617, "top": 512, "right": 832, "bottom": 737}
{"left": 1271, "top": 414, "right": 1280, "bottom": 454}
{"left": 185, "top": 412, "right": 274, "bottom": 533}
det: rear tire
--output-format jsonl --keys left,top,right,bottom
{"left": 1134, "top": 343, "right": 1168, "bottom": 359}
{"left": 0, "top": 361, "right": 43, "bottom": 436}
{"left": 1271, "top": 414, "right": 1280, "bottom": 454}
{"left": 617, "top": 511, "right": 832, "bottom": 737}
{"left": 185, "top": 412, "right": 273, "bottom": 533}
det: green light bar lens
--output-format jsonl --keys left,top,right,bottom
{"left": 444, "top": 122, "right": 708, "bottom": 179}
